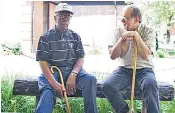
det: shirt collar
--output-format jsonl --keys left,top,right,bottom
{"left": 53, "top": 25, "right": 69, "bottom": 37}
{"left": 135, "top": 23, "right": 142, "bottom": 32}
{"left": 135, "top": 23, "right": 144, "bottom": 38}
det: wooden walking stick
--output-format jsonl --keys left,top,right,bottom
{"left": 129, "top": 41, "right": 137, "bottom": 113}
{"left": 50, "top": 66, "right": 71, "bottom": 113}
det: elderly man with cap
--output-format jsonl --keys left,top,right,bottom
{"left": 35, "top": 3, "right": 98, "bottom": 113}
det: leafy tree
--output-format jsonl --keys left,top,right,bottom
{"left": 145, "top": 1, "right": 175, "bottom": 44}
{"left": 134, "top": 1, "right": 175, "bottom": 44}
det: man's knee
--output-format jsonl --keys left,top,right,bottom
{"left": 102, "top": 82, "right": 110, "bottom": 94}
{"left": 86, "top": 75, "right": 97, "bottom": 84}
{"left": 102, "top": 81, "right": 116, "bottom": 94}
{"left": 143, "top": 77, "right": 158, "bottom": 91}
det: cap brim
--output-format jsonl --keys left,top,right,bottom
{"left": 56, "top": 10, "right": 73, "bottom": 14}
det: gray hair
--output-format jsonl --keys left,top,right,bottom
{"left": 127, "top": 5, "right": 142, "bottom": 23}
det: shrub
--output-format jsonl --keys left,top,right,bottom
{"left": 1, "top": 43, "right": 23, "bottom": 55}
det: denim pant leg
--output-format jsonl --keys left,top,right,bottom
{"left": 36, "top": 67, "right": 71, "bottom": 113}
{"left": 102, "top": 67, "right": 132, "bottom": 113}
{"left": 76, "top": 69, "right": 98, "bottom": 113}
{"left": 136, "top": 68, "right": 160, "bottom": 113}
{"left": 36, "top": 73, "right": 59, "bottom": 113}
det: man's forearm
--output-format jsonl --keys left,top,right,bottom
{"left": 72, "top": 58, "right": 84, "bottom": 73}
{"left": 120, "top": 41, "right": 130, "bottom": 58}
{"left": 110, "top": 38, "right": 123, "bottom": 60}
{"left": 135, "top": 34, "right": 151, "bottom": 60}
{"left": 39, "top": 61, "right": 56, "bottom": 85}
{"left": 110, "top": 38, "right": 129, "bottom": 60}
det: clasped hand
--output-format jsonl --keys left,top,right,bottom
{"left": 121, "top": 31, "right": 138, "bottom": 41}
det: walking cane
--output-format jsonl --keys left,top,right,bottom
{"left": 129, "top": 41, "right": 137, "bottom": 113}
{"left": 50, "top": 66, "right": 71, "bottom": 113}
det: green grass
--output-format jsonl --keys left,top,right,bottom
{"left": 97, "top": 98, "right": 114, "bottom": 113}
{"left": 1, "top": 73, "right": 35, "bottom": 113}
{"left": 1, "top": 73, "right": 175, "bottom": 113}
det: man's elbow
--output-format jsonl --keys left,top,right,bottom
{"left": 78, "top": 58, "right": 84, "bottom": 61}
{"left": 39, "top": 61, "right": 47, "bottom": 66}
{"left": 110, "top": 54, "right": 117, "bottom": 60}
{"left": 142, "top": 53, "right": 151, "bottom": 60}
{"left": 142, "top": 56, "right": 148, "bottom": 60}
{"left": 77, "top": 58, "right": 84, "bottom": 65}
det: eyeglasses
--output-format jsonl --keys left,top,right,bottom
{"left": 56, "top": 13, "right": 72, "bottom": 20}
{"left": 121, "top": 16, "right": 133, "bottom": 22}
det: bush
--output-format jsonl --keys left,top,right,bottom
{"left": 1, "top": 43, "right": 23, "bottom": 55}
{"left": 156, "top": 49, "right": 169, "bottom": 58}
{"left": 87, "top": 45, "right": 102, "bottom": 55}
{"left": 168, "top": 51, "right": 175, "bottom": 56}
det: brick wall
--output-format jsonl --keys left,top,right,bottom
{"left": 72, "top": 5, "right": 125, "bottom": 16}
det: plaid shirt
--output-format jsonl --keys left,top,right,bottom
{"left": 113, "top": 24, "right": 156, "bottom": 69}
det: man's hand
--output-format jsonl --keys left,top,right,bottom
{"left": 66, "top": 72, "right": 77, "bottom": 95}
{"left": 51, "top": 81, "right": 66, "bottom": 99}
{"left": 121, "top": 31, "right": 136, "bottom": 41}
{"left": 39, "top": 61, "right": 66, "bottom": 99}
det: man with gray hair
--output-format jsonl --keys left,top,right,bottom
{"left": 36, "top": 3, "right": 98, "bottom": 113}
{"left": 102, "top": 5, "right": 160, "bottom": 113}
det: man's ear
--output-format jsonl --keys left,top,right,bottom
{"left": 135, "top": 16, "right": 139, "bottom": 23}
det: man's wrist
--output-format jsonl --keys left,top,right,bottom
{"left": 71, "top": 70, "right": 78, "bottom": 75}
{"left": 48, "top": 78, "right": 58, "bottom": 86}
{"left": 134, "top": 31, "right": 140, "bottom": 42}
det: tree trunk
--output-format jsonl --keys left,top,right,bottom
{"left": 13, "top": 79, "right": 175, "bottom": 101}
{"left": 166, "top": 29, "right": 170, "bottom": 44}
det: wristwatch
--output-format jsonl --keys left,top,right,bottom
{"left": 71, "top": 70, "right": 78, "bottom": 75}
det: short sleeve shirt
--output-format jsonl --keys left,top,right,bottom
{"left": 113, "top": 24, "right": 156, "bottom": 69}
{"left": 36, "top": 27, "right": 85, "bottom": 67}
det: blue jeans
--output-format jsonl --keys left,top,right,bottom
{"left": 36, "top": 67, "right": 98, "bottom": 113}
{"left": 102, "top": 67, "right": 160, "bottom": 113}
